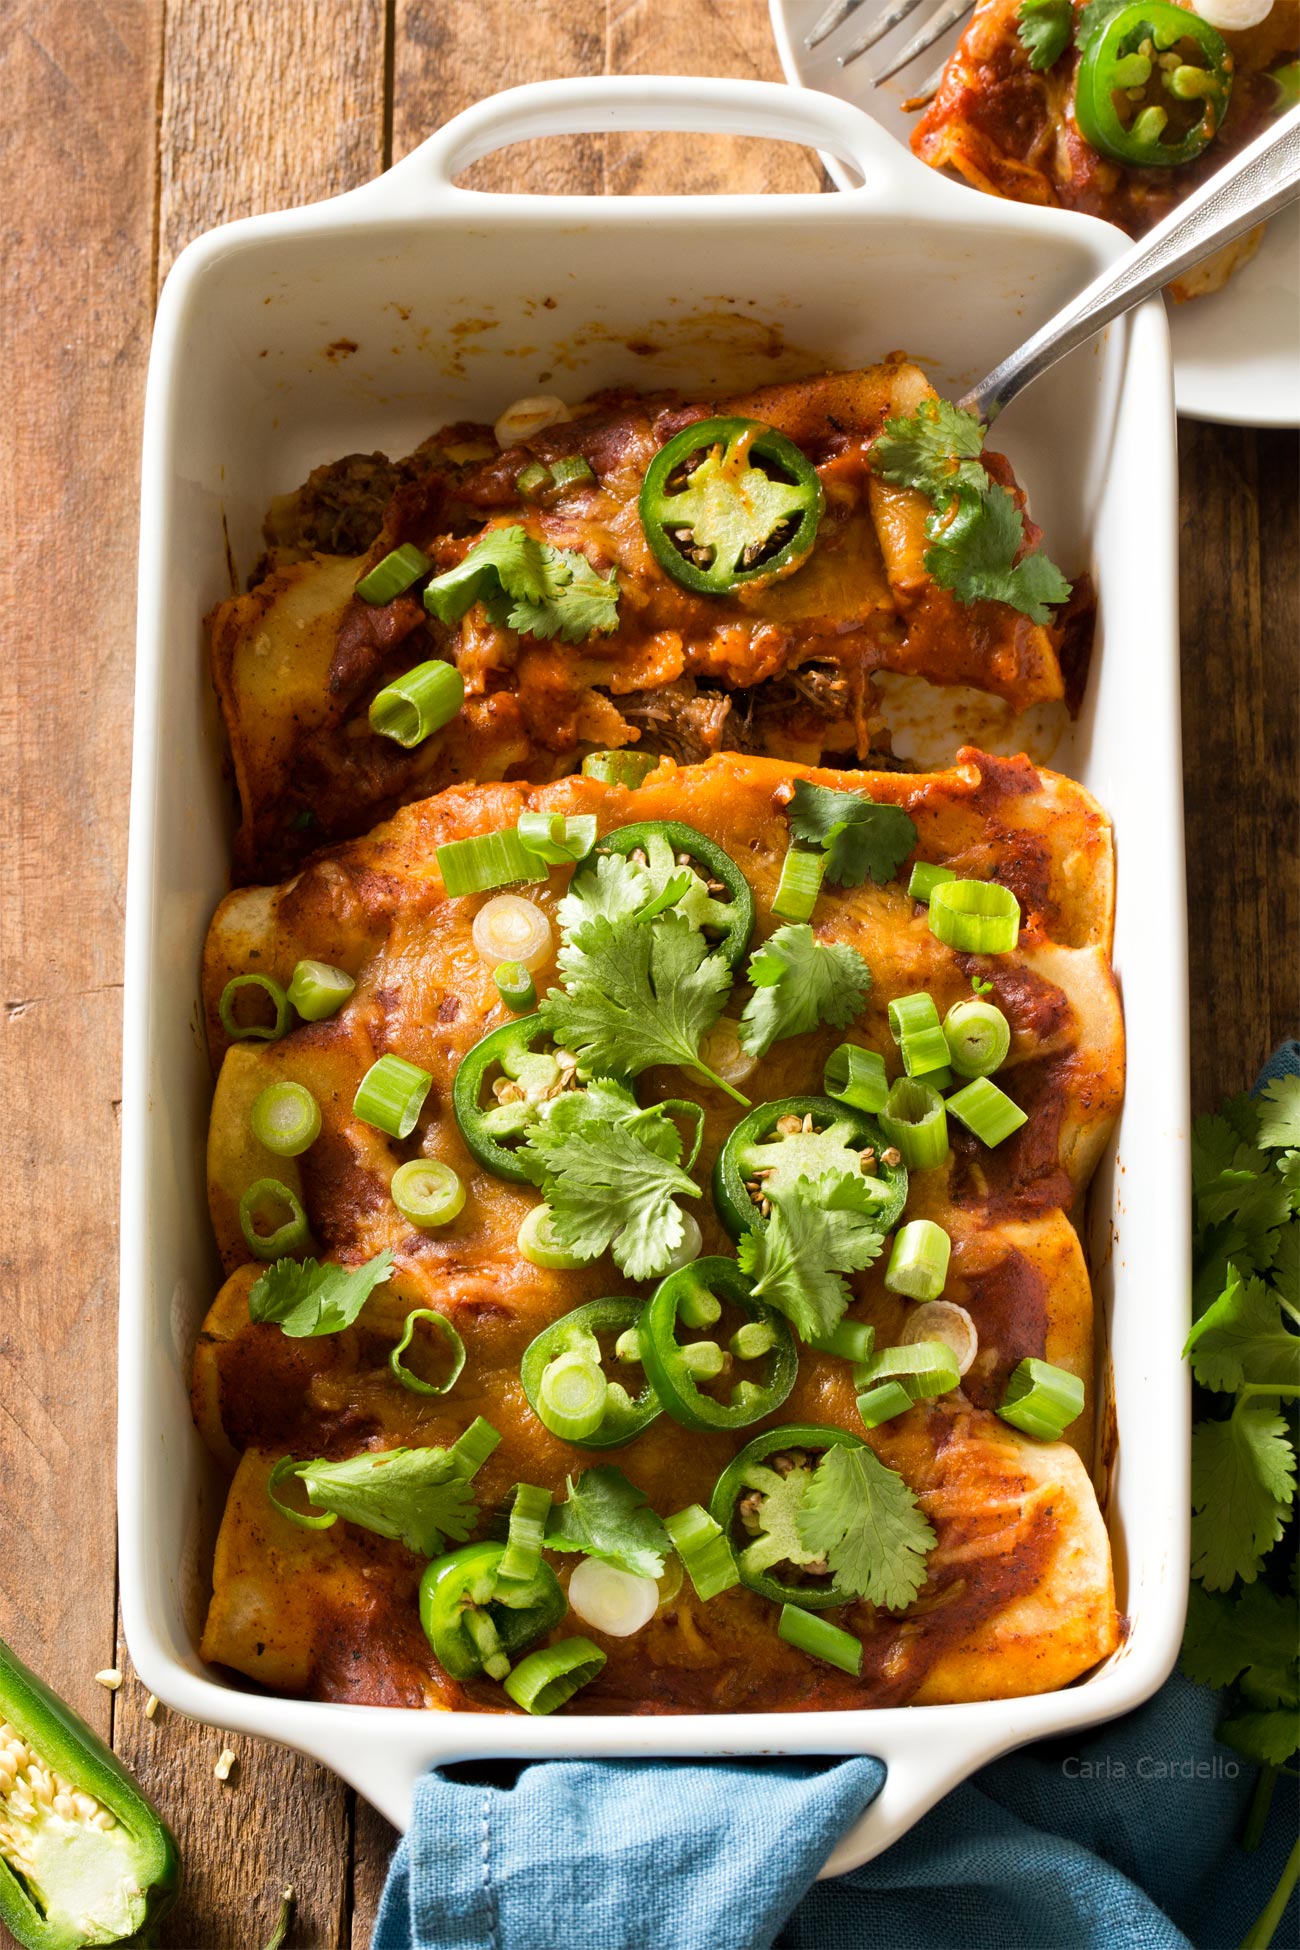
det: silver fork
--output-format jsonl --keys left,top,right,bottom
{"left": 805, "top": 0, "right": 974, "bottom": 93}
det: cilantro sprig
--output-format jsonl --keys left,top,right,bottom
{"left": 1180, "top": 1073, "right": 1300, "bottom": 1834}
{"left": 518, "top": 1078, "right": 702, "bottom": 1281}
{"left": 289, "top": 1418, "right": 500, "bottom": 1558}
{"left": 1016, "top": 0, "right": 1073, "bottom": 70}
{"left": 786, "top": 781, "right": 918, "bottom": 890}
{"left": 738, "top": 1172, "right": 885, "bottom": 1342}
{"left": 540, "top": 909, "right": 744, "bottom": 1103}
{"left": 423, "top": 524, "right": 619, "bottom": 643}
{"left": 870, "top": 399, "right": 1071, "bottom": 625}
{"left": 249, "top": 1249, "right": 395, "bottom": 1338}
{"left": 796, "top": 1442, "right": 936, "bottom": 1610}
{"left": 546, "top": 1466, "right": 673, "bottom": 1579}
{"left": 738, "top": 923, "right": 872, "bottom": 1060}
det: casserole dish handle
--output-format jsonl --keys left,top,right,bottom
{"left": 818, "top": 1718, "right": 1024, "bottom": 1876}
{"left": 358, "top": 74, "right": 918, "bottom": 207}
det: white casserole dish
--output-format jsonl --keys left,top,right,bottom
{"left": 121, "top": 75, "right": 1190, "bottom": 1875}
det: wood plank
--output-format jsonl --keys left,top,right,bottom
{"left": 0, "top": 0, "right": 162, "bottom": 1804}
{"left": 106, "top": 5, "right": 390, "bottom": 1945}
{"left": 1179, "top": 422, "right": 1300, "bottom": 1113}
{"left": 605, "top": 0, "right": 823, "bottom": 195}
{"left": 158, "top": 0, "right": 389, "bottom": 278}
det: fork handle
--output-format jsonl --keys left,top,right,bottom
{"left": 960, "top": 106, "right": 1300, "bottom": 423}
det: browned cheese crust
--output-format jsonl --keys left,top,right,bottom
{"left": 195, "top": 751, "right": 1121, "bottom": 1712}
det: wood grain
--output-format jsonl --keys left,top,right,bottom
{"left": 0, "top": 1, "right": 1295, "bottom": 1946}
{"left": 0, "top": 0, "right": 161, "bottom": 1795}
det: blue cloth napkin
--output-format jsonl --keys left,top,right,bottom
{"left": 375, "top": 1047, "right": 1300, "bottom": 1950}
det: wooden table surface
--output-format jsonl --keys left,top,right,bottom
{"left": 2, "top": 0, "right": 1296, "bottom": 1943}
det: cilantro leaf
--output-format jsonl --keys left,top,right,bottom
{"left": 737, "top": 1173, "right": 885, "bottom": 1341}
{"left": 249, "top": 1249, "right": 395, "bottom": 1339}
{"left": 518, "top": 1082, "right": 700, "bottom": 1280}
{"left": 738, "top": 923, "right": 871, "bottom": 1060}
{"left": 296, "top": 1442, "right": 483, "bottom": 1557}
{"left": 1075, "top": 0, "right": 1130, "bottom": 48}
{"left": 1017, "top": 0, "right": 1073, "bottom": 68}
{"left": 1184, "top": 1267, "right": 1300, "bottom": 1393}
{"left": 545, "top": 1466, "right": 671, "bottom": 1579}
{"left": 1274, "top": 1221, "right": 1299, "bottom": 1300}
{"left": 506, "top": 541, "right": 619, "bottom": 644}
{"left": 1190, "top": 1405, "right": 1297, "bottom": 1590}
{"left": 786, "top": 780, "right": 918, "bottom": 889}
{"left": 540, "top": 911, "right": 736, "bottom": 1096}
{"left": 925, "top": 485, "right": 1073, "bottom": 626}
{"left": 1258, "top": 1076, "right": 1300, "bottom": 1149}
{"left": 871, "top": 398, "right": 987, "bottom": 503}
{"left": 796, "top": 1442, "right": 936, "bottom": 1610}
{"left": 423, "top": 524, "right": 618, "bottom": 643}
{"left": 1218, "top": 1707, "right": 1300, "bottom": 1766}
{"left": 558, "top": 833, "right": 731, "bottom": 941}
{"left": 1181, "top": 1583, "right": 1300, "bottom": 1706}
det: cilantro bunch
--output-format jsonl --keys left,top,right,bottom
{"left": 871, "top": 399, "right": 1072, "bottom": 625}
{"left": 1180, "top": 1076, "right": 1300, "bottom": 1843}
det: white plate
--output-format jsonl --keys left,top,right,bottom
{"left": 771, "top": 0, "right": 1300, "bottom": 425}
{"left": 122, "top": 74, "right": 1189, "bottom": 1876}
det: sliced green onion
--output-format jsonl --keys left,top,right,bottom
{"left": 884, "top": 1220, "right": 951, "bottom": 1302}
{"left": 879, "top": 1077, "right": 949, "bottom": 1171}
{"left": 287, "top": 960, "right": 355, "bottom": 1021}
{"left": 998, "top": 1357, "right": 1084, "bottom": 1440}
{"left": 902, "top": 1026, "right": 951, "bottom": 1080}
{"left": 860, "top": 1339, "right": 960, "bottom": 1401}
{"left": 772, "top": 846, "right": 826, "bottom": 922}
{"left": 568, "top": 1558, "right": 660, "bottom": 1636}
{"left": 664, "top": 1505, "right": 739, "bottom": 1602}
{"left": 369, "top": 660, "right": 465, "bottom": 748}
{"left": 390, "top": 1158, "right": 464, "bottom": 1227}
{"left": 928, "top": 879, "right": 1020, "bottom": 954}
{"left": 517, "top": 1204, "right": 589, "bottom": 1270}
{"left": 888, "top": 992, "right": 950, "bottom": 1081}
{"left": 267, "top": 1456, "right": 337, "bottom": 1531}
{"left": 495, "top": 961, "right": 538, "bottom": 1012}
{"left": 946, "top": 1076, "right": 1027, "bottom": 1148}
{"left": 778, "top": 1604, "right": 862, "bottom": 1676}
{"left": 354, "top": 1055, "right": 432, "bottom": 1139}
{"left": 239, "top": 1178, "right": 310, "bottom": 1260}
{"left": 251, "top": 1081, "right": 321, "bottom": 1157}
{"left": 943, "top": 997, "right": 1011, "bottom": 1078}
{"left": 536, "top": 1352, "right": 607, "bottom": 1442}
{"left": 729, "top": 1321, "right": 779, "bottom": 1361}
{"left": 517, "top": 811, "right": 599, "bottom": 866}
{"left": 516, "top": 461, "right": 552, "bottom": 500}
{"left": 888, "top": 992, "right": 941, "bottom": 1042}
{"left": 355, "top": 543, "right": 431, "bottom": 605}
{"left": 580, "top": 749, "right": 658, "bottom": 789}
{"left": 388, "top": 1308, "right": 466, "bottom": 1396}
{"left": 449, "top": 1415, "right": 503, "bottom": 1477}
{"left": 908, "top": 861, "right": 956, "bottom": 903}
{"left": 438, "top": 827, "right": 542, "bottom": 897}
{"left": 496, "top": 1483, "right": 554, "bottom": 1589}
{"left": 503, "top": 1637, "right": 606, "bottom": 1715}
{"left": 805, "top": 1319, "right": 877, "bottom": 1363}
{"left": 856, "top": 1381, "right": 913, "bottom": 1428}
{"left": 549, "top": 456, "right": 595, "bottom": 492}
{"left": 824, "top": 1043, "right": 887, "bottom": 1114}
{"left": 219, "top": 973, "right": 291, "bottom": 1043}
{"left": 901, "top": 1300, "right": 977, "bottom": 1377}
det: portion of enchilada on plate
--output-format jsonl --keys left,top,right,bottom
{"left": 209, "top": 362, "right": 1092, "bottom": 882}
{"left": 193, "top": 748, "right": 1122, "bottom": 1715}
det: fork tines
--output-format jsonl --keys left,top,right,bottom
{"left": 806, "top": 0, "right": 975, "bottom": 97}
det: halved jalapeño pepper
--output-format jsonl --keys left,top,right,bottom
{"left": 0, "top": 1635, "right": 180, "bottom": 1950}
{"left": 521, "top": 1299, "right": 663, "bottom": 1449}
{"left": 638, "top": 1257, "right": 798, "bottom": 1433}
{"left": 714, "top": 1095, "right": 908, "bottom": 1241}
{"left": 639, "top": 417, "right": 823, "bottom": 596}
{"left": 1074, "top": 2, "right": 1232, "bottom": 168}
{"left": 579, "top": 820, "right": 755, "bottom": 969}
{"left": 452, "top": 1014, "right": 578, "bottom": 1184}
{"left": 708, "top": 1423, "right": 866, "bottom": 1610}
{"left": 419, "top": 1542, "right": 566, "bottom": 1682}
